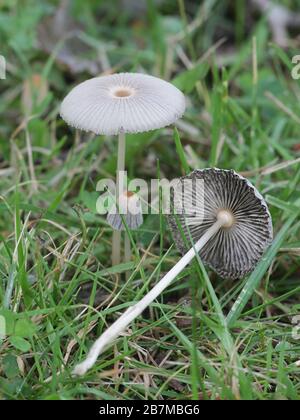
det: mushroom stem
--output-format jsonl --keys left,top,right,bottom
{"left": 112, "top": 132, "right": 126, "bottom": 266}
{"left": 73, "top": 213, "right": 229, "bottom": 376}
{"left": 112, "top": 231, "right": 121, "bottom": 266}
{"left": 117, "top": 132, "right": 126, "bottom": 190}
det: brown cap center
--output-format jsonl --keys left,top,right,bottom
{"left": 112, "top": 87, "right": 134, "bottom": 98}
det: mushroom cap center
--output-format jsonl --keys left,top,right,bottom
{"left": 217, "top": 209, "right": 235, "bottom": 228}
{"left": 124, "top": 191, "right": 135, "bottom": 197}
{"left": 111, "top": 87, "right": 135, "bottom": 98}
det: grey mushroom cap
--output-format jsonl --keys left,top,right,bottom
{"left": 167, "top": 168, "right": 273, "bottom": 280}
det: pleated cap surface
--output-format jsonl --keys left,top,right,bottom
{"left": 168, "top": 168, "right": 273, "bottom": 279}
{"left": 60, "top": 73, "right": 186, "bottom": 135}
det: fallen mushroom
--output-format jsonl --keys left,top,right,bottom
{"left": 60, "top": 72, "right": 185, "bottom": 266}
{"left": 72, "top": 168, "right": 273, "bottom": 376}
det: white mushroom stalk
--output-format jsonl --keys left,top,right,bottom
{"left": 73, "top": 210, "right": 232, "bottom": 376}
{"left": 112, "top": 131, "right": 126, "bottom": 267}
{"left": 60, "top": 73, "right": 185, "bottom": 266}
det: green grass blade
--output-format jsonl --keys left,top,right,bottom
{"left": 173, "top": 127, "right": 190, "bottom": 174}
{"left": 227, "top": 215, "right": 297, "bottom": 327}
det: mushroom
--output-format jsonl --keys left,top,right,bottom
{"left": 168, "top": 168, "right": 274, "bottom": 279}
{"left": 61, "top": 72, "right": 186, "bottom": 265}
{"left": 72, "top": 168, "right": 273, "bottom": 376}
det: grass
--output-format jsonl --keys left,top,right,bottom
{"left": 0, "top": 0, "right": 300, "bottom": 400}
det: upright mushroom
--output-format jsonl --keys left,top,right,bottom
{"left": 60, "top": 72, "right": 186, "bottom": 265}
{"left": 73, "top": 168, "right": 273, "bottom": 376}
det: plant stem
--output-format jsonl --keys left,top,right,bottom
{"left": 112, "top": 132, "right": 126, "bottom": 266}
{"left": 73, "top": 215, "right": 228, "bottom": 376}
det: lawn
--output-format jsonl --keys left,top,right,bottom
{"left": 0, "top": 0, "right": 300, "bottom": 400}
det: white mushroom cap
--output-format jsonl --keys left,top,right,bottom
{"left": 168, "top": 168, "right": 273, "bottom": 280}
{"left": 60, "top": 73, "right": 186, "bottom": 135}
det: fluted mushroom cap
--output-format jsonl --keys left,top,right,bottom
{"left": 168, "top": 168, "right": 273, "bottom": 279}
{"left": 60, "top": 73, "right": 186, "bottom": 135}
